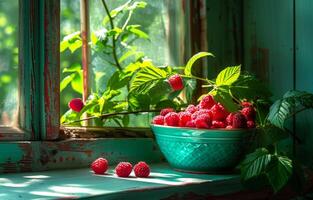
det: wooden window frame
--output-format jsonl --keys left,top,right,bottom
{"left": 0, "top": 0, "right": 60, "bottom": 141}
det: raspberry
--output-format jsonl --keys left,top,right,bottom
{"left": 134, "top": 161, "right": 150, "bottom": 178}
{"left": 168, "top": 74, "right": 184, "bottom": 91}
{"left": 115, "top": 162, "right": 133, "bottom": 177}
{"left": 211, "top": 121, "right": 226, "bottom": 128}
{"left": 241, "top": 106, "right": 256, "bottom": 121}
{"left": 226, "top": 125, "right": 233, "bottom": 129}
{"left": 210, "top": 103, "right": 229, "bottom": 121}
{"left": 226, "top": 113, "right": 235, "bottom": 125}
{"left": 247, "top": 120, "right": 256, "bottom": 128}
{"left": 160, "top": 108, "right": 175, "bottom": 116}
{"left": 152, "top": 115, "right": 164, "bottom": 125}
{"left": 164, "top": 112, "right": 179, "bottom": 126}
{"left": 241, "top": 101, "right": 253, "bottom": 107}
{"left": 185, "top": 120, "right": 196, "bottom": 128}
{"left": 68, "top": 98, "right": 84, "bottom": 112}
{"left": 185, "top": 104, "right": 198, "bottom": 114}
{"left": 91, "top": 158, "right": 108, "bottom": 174}
{"left": 178, "top": 112, "right": 192, "bottom": 127}
{"left": 191, "top": 109, "right": 211, "bottom": 120}
{"left": 199, "top": 95, "right": 215, "bottom": 109}
{"left": 194, "top": 114, "right": 211, "bottom": 129}
{"left": 232, "top": 113, "right": 247, "bottom": 128}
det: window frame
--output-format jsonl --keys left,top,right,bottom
{"left": 0, "top": 0, "right": 60, "bottom": 141}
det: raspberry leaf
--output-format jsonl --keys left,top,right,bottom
{"left": 184, "top": 52, "right": 214, "bottom": 76}
{"left": 130, "top": 65, "right": 167, "bottom": 93}
{"left": 216, "top": 65, "right": 241, "bottom": 86}
{"left": 266, "top": 155, "right": 292, "bottom": 193}
{"left": 240, "top": 148, "right": 272, "bottom": 181}
{"left": 268, "top": 90, "right": 313, "bottom": 129}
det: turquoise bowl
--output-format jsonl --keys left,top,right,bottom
{"left": 151, "top": 124, "right": 253, "bottom": 173}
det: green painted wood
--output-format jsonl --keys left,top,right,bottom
{"left": 206, "top": 0, "right": 243, "bottom": 78}
{"left": 243, "top": 0, "right": 294, "bottom": 99}
{"left": 0, "top": 138, "right": 163, "bottom": 173}
{"left": 18, "top": 0, "right": 60, "bottom": 140}
{"left": 39, "top": 0, "right": 60, "bottom": 140}
{"left": 0, "top": 163, "right": 242, "bottom": 200}
{"left": 295, "top": 0, "right": 313, "bottom": 167}
{"left": 18, "top": 0, "right": 41, "bottom": 140}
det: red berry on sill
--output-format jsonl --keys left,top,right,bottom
{"left": 179, "top": 112, "right": 192, "bottom": 127}
{"left": 210, "top": 103, "right": 228, "bottom": 121}
{"left": 199, "top": 95, "right": 215, "bottom": 109}
{"left": 185, "top": 104, "right": 198, "bottom": 114}
{"left": 134, "top": 161, "right": 150, "bottom": 178}
{"left": 241, "top": 106, "right": 256, "bottom": 121}
{"left": 91, "top": 158, "right": 108, "bottom": 174}
{"left": 164, "top": 112, "right": 179, "bottom": 126}
{"left": 152, "top": 115, "right": 164, "bottom": 125}
{"left": 247, "top": 120, "right": 256, "bottom": 128}
{"left": 68, "top": 98, "right": 84, "bottom": 112}
{"left": 194, "top": 114, "right": 211, "bottom": 129}
{"left": 168, "top": 74, "right": 184, "bottom": 91}
{"left": 232, "top": 113, "right": 247, "bottom": 128}
{"left": 211, "top": 120, "right": 226, "bottom": 128}
{"left": 115, "top": 162, "right": 133, "bottom": 177}
{"left": 160, "top": 108, "right": 175, "bottom": 116}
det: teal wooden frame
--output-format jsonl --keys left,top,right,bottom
{"left": 17, "top": 0, "right": 60, "bottom": 141}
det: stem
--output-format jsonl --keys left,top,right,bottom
{"left": 101, "top": 0, "right": 122, "bottom": 71}
{"left": 62, "top": 109, "right": 161, "bottom": 125}
{"left": 122, "top": 10, "right": 133, "bottom": 31}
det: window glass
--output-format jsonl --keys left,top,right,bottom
{"left": 0, "top": 0, "right": 19, "bottom": 126}
{"left": 60, "top": 0, "right": 186, "bottom": 127}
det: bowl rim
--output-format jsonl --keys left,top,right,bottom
{"left": 150, "top": 124, "right": 256, "bottom": 132}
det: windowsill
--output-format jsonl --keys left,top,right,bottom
{"left": 0, "top": 163, "right": 242, "bottom": 199}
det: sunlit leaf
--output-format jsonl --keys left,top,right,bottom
{"left": 71, "top": 71, "right": 83, "bottom": 94}
{"left": 60, "top": 73, "right": 76, "bottom": 92}
{"left": 216, "top": 65, "right": 241, "bottom": 86}
{"left": 130, "top": 65, "right": 167, "bottom": 93}
{"left": 184, "top": 52, "right": 214, "bottom": 76}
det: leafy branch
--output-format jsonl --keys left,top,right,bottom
{"left": 101, "top": 0, "right": 122, "bottom": 71}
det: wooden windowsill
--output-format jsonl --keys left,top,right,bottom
{"left": 0, "top": 163, "right": 243, "bottom": 199}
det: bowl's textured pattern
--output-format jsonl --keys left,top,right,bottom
{"left": 151, "top": 125, "right": 252, "bottom": 173}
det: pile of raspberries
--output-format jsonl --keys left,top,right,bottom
{"left": 152, "top": 95, "right": 256, "bottom": 129}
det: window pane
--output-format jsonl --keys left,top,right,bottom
{"left": 60, "top": 0, "right": 186, "bottom": 127}
{"left": 0, "top": 0, "right": 18, "bottom": 126}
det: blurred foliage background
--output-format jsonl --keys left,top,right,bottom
{"left": 0, "top": 0, "right": 18, "bottom": 126}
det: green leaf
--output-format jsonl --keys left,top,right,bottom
{"left": 128, "top": 94, "right": 151, "bottom": 110}
{"left": 231, "top": 74, "right": 272, "bottom": 100}
{"left": 60, "top": 40, "right": 69, "bottom": 52}
{"left": 216, "top": 65, "right": 241, "bottom": 86}
{"left": 60, "top": 31, "right": 81, "bottom": 53}
{"left": 60, "top": 73, "right": 76, "bottom": 92}
{"left": 68, "top": 40, "right": 82, "bottom": 53}
{"left": 102, "top": 0, "right": 132, "bottom": 25}
{"left": 184, "top": 52, "right": 214, "bottom": 76}
{"left": 107, "top": 71, "right": 133, "bottom": 90}
{"left": 266, "top": 155, "right": 292, "bottom": 193}
{"left": 130, "top": 65, "right": 167, "bottom": 93}
{"left": 60, "top": 109, "right": 79, "bottom": 124}
{"left": 213, "top": 87, "right": 239, "bottom": 112}
{"left": 254, "top": 125, "right": 289, "bottom": 148}
{"left": 267, "top": 90, "right": 313, "bottom": 128}
{"left": 126, "top": 25, "right": 149, "bottom": 39}
{"left": 63, "top": 64, "right": 81, "bottom": 73}
{"left": 71, "top": 71, "right": 83, "bottom": 94}
{"left": 240, "top": 148, "right": 272, "bottom": 181}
